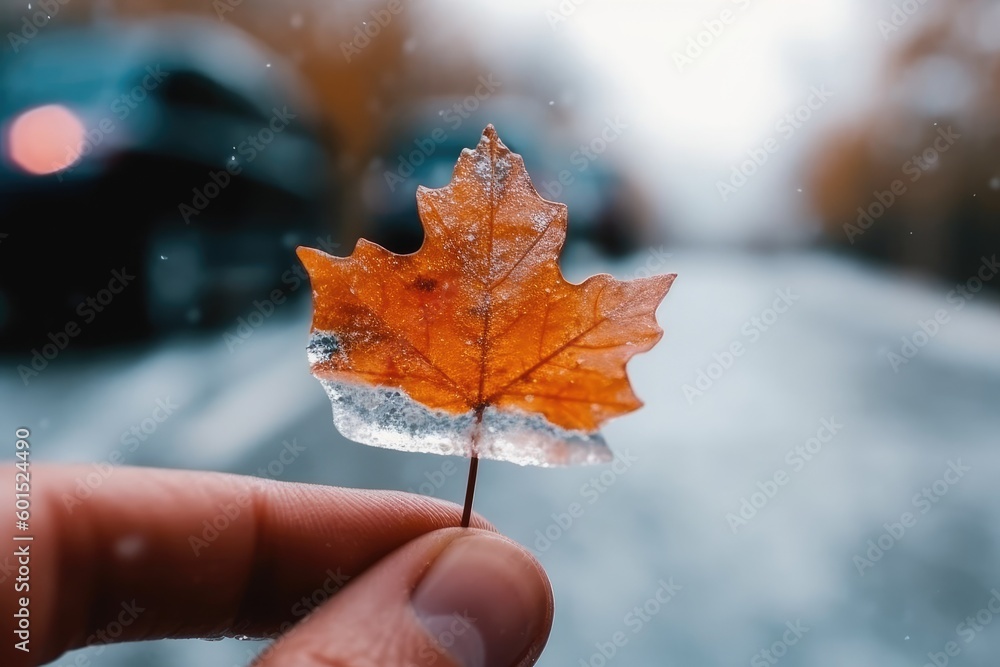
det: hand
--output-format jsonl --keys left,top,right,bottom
{"left": 2, "top": 465, "right": 553, "bottom": 666}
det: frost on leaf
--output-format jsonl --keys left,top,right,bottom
{"left": 298, "top": 125, "right": 675, "bottom": 467}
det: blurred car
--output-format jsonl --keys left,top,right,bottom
{"left": 0, "top": 17, "right": 334, "bottom": 349}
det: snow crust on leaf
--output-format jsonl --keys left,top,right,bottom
{"left": 317, "top": 371, "right": 612, "bottom": 467}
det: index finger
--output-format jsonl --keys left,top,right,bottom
{"left": 0, "top": 464, "right": 492, "bottom": 667}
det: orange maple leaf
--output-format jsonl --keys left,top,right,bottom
{"left": 298, "top": 125, "right": 674, "bottom": 467}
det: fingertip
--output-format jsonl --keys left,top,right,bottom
{"left": 255, "top": 528, "right": 553, "bottom": 667}
{"left": 412, "top": 530, "right": 553, "bottom": 667}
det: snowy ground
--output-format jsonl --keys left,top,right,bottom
{"left": 3, "top": 248, "right": 1000, "bottom": 667}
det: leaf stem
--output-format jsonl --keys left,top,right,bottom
{"left": 461, "top": 407, "right": 485, "bottom": 528}
{"left": 460, "top": 455, "right": 479, "bottom": 528}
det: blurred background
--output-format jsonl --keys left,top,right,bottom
{"left": 1, "top": 0, "right": 999, "bottom": 665}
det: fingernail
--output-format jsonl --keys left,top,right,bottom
{"left": 412, "top": 533, "right": 549, "bottom": 667}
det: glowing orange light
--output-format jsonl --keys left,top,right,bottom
{"left": 7, "top": 104, "right": 85, "bottom": 175}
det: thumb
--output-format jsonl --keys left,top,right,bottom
{"left": 255, "top": 528, "right": 554, "bottom": 667}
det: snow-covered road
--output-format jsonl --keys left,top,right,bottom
{"left": 4, "top": 248, "right": 999, "bottom": 667}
